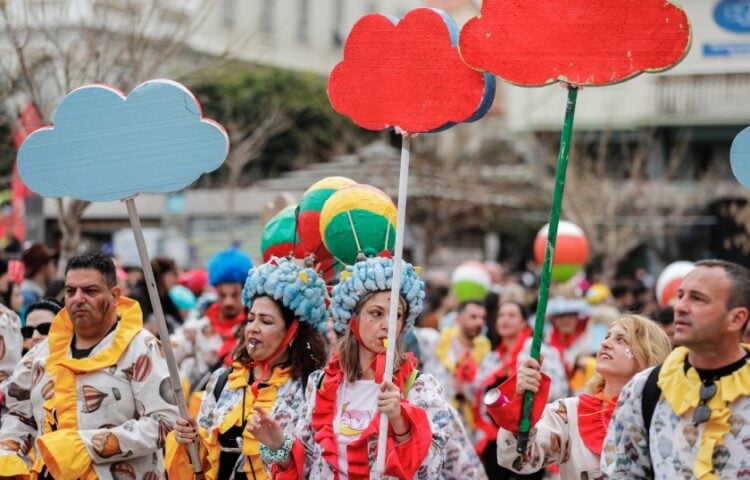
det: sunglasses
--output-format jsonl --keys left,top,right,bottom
{"left": 692, "top": 380, "right": 717, "bottom": 426}
{"left": 21, "top": 323, "right": 51, "bottom": 339}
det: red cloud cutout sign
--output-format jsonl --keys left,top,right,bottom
{"left": 459, "top": 0, "right": 691, "bottom": 86}
{"left": 328, "top": 8, "right": 495, "bottom": 133}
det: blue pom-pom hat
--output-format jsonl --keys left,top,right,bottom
{"left": 330, "top": 256, "right": 425, "bottom": 334}
{"left": 208, "top": 248, "right": 253, "bottom": 286}
{"left": 242, "top": 257, "right": 329, "bottom": 333}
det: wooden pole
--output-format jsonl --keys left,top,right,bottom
{"left": 374, "top": 135, "right": 411, "bottom": 473}
{"left": 124, "top": 197, "right": 205, "bottom": 478}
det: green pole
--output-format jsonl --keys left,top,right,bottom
{"left": 517, "top": 86, "right": 579, "bottom": 453}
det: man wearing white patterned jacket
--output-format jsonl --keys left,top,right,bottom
{"left": 0, "top": 252, "right": 178, "bottom": 479}
{"left": 602, "top": 259, "right": 750, "bottom": 479}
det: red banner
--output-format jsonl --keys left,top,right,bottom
{"left": 7, "top": 103, "right": 43, "bottom": 244}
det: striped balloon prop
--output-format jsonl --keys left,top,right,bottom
{"left": 297, "top": 176, "right": 357, "bottom": 261}
{"left": 320, "top": 183, "right": 397, "bottom": 266}
{"left": 533, "top": 221, "right": 589, "bottom": 283}
{"left": 261, "top": 205, "right": 303, "bottom": 262}
{"left": 451, "top": 261, "right": 491, "bottom": 303}
{"left": 656, "top": 261, "right": 694, "bottom": 308}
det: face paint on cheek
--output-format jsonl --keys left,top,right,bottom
{"left": 624, "top": 348, "right": 634, "bottom": 360}
{"left": 97, "top": 298, "right": 110, "bottom": 318}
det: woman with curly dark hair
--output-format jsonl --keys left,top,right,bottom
{"left": 166, "top": 257, "right": 328, "bottom": 480}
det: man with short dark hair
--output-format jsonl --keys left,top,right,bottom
{"left": 0, "top": 252, "right": 178, "bottom": 479}
{"left": 424, "top": 300, "right": 490, "bottom": 434}
{"left": 603, "top": 259, "right": 750, "bottom": 479}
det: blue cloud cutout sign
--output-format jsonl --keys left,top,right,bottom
{"left": 731, "top": 126, "right": 750, "bottom": 189}
{"left": 18, "top": 79, "right": 228, "bottom": 202}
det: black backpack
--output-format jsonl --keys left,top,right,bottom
{"left": 641, "top": 364, "right": 663, "bottom": 434}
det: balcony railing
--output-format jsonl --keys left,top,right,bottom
{"left": 656, "top": 73, "right": 750, "bottom": 123}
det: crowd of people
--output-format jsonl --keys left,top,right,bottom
{"left": 0, "top": 242, "right": 749, "bottom": 479}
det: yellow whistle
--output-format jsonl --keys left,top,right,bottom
{"left": 383, "top": 339, "right": 389, "bottom": 348}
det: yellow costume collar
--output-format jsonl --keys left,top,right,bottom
{"left": 658, "top": 345, "right": 750, "bottom": 480}
{"left": 41, "top": 296, "right": 143, "bottom": 480}
{"left": 202, "top": 364, "right": 292, "bottom": 480}
{"left": 435, "top": 326, "right": 490, "bottom": 373}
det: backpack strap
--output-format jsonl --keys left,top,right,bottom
{"left": 641, "top": 364, "right": 662, "bottom": 436}
{"left": 212, "top": 368, "right": 232, "bottom": 402}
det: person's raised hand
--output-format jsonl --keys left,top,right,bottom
{"left": 247, "top": 405, "right": 285, "bottom": 450}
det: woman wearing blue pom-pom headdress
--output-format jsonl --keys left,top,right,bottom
{"left": 249, "top": 254, "right": 457, "bottom": 479}
{"left": 167, "top": 257, "right": 328, "bottom": 480}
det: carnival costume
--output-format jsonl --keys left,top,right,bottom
{"left": 0, "top": 297, "right": 178, "bottom": 479}
{"left": 493, "top": 370, "right": 614, "bottom": 479}
{"left": 602, "top": 345, "right": 750, "bottom": 480}
{"left": 266, "top": 256, "right": 458, "bottom": 479}
{"left": 0, "top": 306, "right": 22, "bottom": 391}
{"left": 166, "top": 257, "right": 328, "bottom": 480}
{"left": 473, "top": 326, "right": 568, "bottom": 471}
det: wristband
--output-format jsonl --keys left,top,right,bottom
{"left": 260, "top": 433, "right": 293, "bottom": 464}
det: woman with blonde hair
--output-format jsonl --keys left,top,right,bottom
{"left": 491, "top": 314, "right": 672, "bottom": 479}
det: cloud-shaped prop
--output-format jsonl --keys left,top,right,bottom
{"left": 731, "top": 127, "right": 750, "bottom": 189}
{"left": 18, "top": 79, "right": 228, "bottom": 202}
{"left": 459, "top": 0, "right": 691, "bottom": 86}
{"left": 328, "top": 7, "right": 495, "bottom": 133}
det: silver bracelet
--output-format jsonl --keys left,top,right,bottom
{"left": 259, "top": 433, "right": 293, "bottom": 464}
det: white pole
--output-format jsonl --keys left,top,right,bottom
{"left": 374, "top": 135, "right": 411, "bottom": 473}
{"left": 124, "top": 197, "right": 204, "bottom": 478}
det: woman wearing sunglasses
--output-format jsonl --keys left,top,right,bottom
{"left": 21, "top": 299, "right": 62, "bottom": 353}
{"left": 491, "top": 314, "right": 671, "bottom": 479}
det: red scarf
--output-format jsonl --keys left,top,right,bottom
{"left": 311, "top": 352, "right": 426, "bottom": 480}
{"left": 577, "top": 391, "right": 618, "bottom": 456}
{"left": 548, "top": 320, "right": 588, "bottom": 375}
{"left": 205, "top": 302, "right": 247, "bottom": 365}
{"left": 495, "top": 327, "right": 533, "bottom": 379}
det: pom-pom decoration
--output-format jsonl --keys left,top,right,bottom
{"left": 451, "top": 261, "right": 491, "bottom": 303}
{"left": 656, "top": 261, "right": 694, "bottom": 308}
{"left": 242, "top": 257, "right": 329, "bottom": 333}
{"left": 296, "top": 177, "right": 356, "bottom": 260}
{"left": 261, "top": 205, "right": 304, "bottom": 262}
{"left": 330, "top": 256, "right": 425, "bottom": 334}
{"left": 533, "top": 221, "right": 589, "bottom": 283}
{"left": 458, "top": 0, "right": 692, "bottom": 87}
{"left": 208, "top": 248, "right": 254, "bottom": 287}
{"left": 328, "top": 7, "right": 495, "bottom": 133}
{"left": 320, "top": 184, "right": 397, "bottom": 266}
